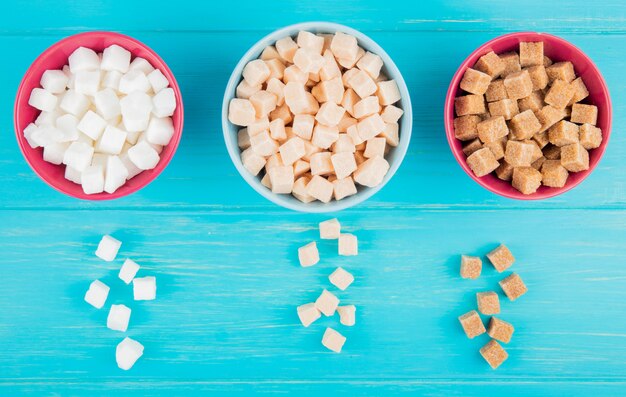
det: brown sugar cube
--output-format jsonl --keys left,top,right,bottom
{"left": 460, "top": 255, "right": 482, "bottom": 279}
{"left": 512, "top": 166, "right": 542, "bottom": 194}
{"left": 537, "top": 105, "right": 566, "bottom": 132}
{"left": 524, "top": 139, "right": 543, "bottom": 163}
{"left": 477, "top": 116, "right": 508, "bottom": 143}
{"left": 504, "top": 70, "right": 533, "bottom": 100}
{"left": 544, "top": 79, "right": 575, "bottom": 109}
{"left": 571, "top": 103, "right": 598, "bottom": 125}
{"left": 466, "top": 148, "right": 500, "bottom": 177}
{"left": 488, "top": 99, "right": 519, "bottom": 120}
{"left": 462, "top": 138, "right": 483, "bottom": 156}
{"left": 525, "top": 65, "right": 549, "bottom": 90}
{"left": 533, "top": 130, "right": 550, "bottom": 149}
{"left": 476, "top": 291, "right": 500, "bottom": 315}
{"left": 460, "top": 68, "right": 492, "bottom": 95}
{"left": 478, "top": 112, "right": 492, "bottom": 121}
{"left": 495, "top": 161, "right": 514, "bottom": 181}
{"left": 485, "top": 137, "right": 506, "bottom": 161}
{"left": 458, "top": 310, "right": 486, "bottom": 339}
{"left": 504, "top": 140, "right": 535, "bottom": 167}
{"left": 454, "top": 115, "right": 481, "bottom": 141}
{"left": 548, "top": 120, "right": 580, "bottom": 147}
{"left": 475, "top": 51, "right": 505, "bottom": 78}
{"left": 546, "top": 61, "right": 576, "bottom": 83}
{"left": 499, "top": 273, "right": 528, "bottom": 301}
{"left": 541, "top": 159, "right": 569, "bottom": 188}
{"left": 487, "top": 244, "right": 515, "bottom": 272}
{"left": 485, "top": 79, "right": 508, "bottom": 102}
{"left": 480, "top": 339, "right": 508, "bottom": 369}
{"left": 543, "top": 55, "right": 553, "bottom": 67}
{"left": 518, "top": 91, "right": 544, "bottom": 113}
{"left": 500, "top": 52, "right": 521, "bottom": 75}
{"left": 532, "top": 156, "right": 546, "bottom": 170}
{"left": 520, "top": 42, "right": 544, "bottom": 67}
{"left": 510, "top": 109, "right": 541, "bottom": 140}
{"left": 543, "top": 144, "right": 561, "bottom": 160}
{"left": 579, "top": 124, "right": 603, "bottom": 149}
{"left": 569, "top": 77, "right": 589, "bottom": 105}
{"left": 488, "top": 317, "right": 515, "bottom": 344}
{"left": 561, "top": 143, "right": 589, "bottom": 172}
{"left": 455, "top": 95, "right": 486, "bottom": 116}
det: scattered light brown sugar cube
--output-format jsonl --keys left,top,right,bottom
{"left": 298, "top": 242, "right": 320, "bottom": 267}
{"left": 329, "top": 267, "right": 354, "bottom": 291}
{"left": 500, "top": 52, "right": 521, "bottom": 75}
{"left": 541, "top": 159, "right": 569, "bottom": 188}
{"left": 477, "top": 116, "right": 508, "bottom": 144}
{"left": 512, "top": 166, "right": 542, "bottom": 194}
{"left": 338, "top": 233, "right": 358, "bottom": 256}
{"left": 477, "top": 291, "right": 500, "bottom": 315}
{"left": 460, "top": 68, "right": 492, "bottom": 95}
{"left": 486, "top": 137, "right": 506, "bottom": 161}
{"left": 544, "top": 79, "right": 575, "bottom": 109}
{"left": 520, "top": 42, "right": 544, "bottom": 67}
{"left": 458, "top": 310, "right": 486, "bottom": 339}
{"left": 499, "top": 273, "right": 528, "bottom": 301}
{"left": 297, "top": 303, "right": 321, "bottom": 327}
{"left": 463, "top": 139, "right": 483, "bottom": 157}
{"left": 537, "top": 105, "right": 566, "bottom": 132}
{"left": 504, "top": 70, "right": 533, "bottom": 100}
{"left": 488, "top": 99, "right": 519, "bottom": 120}
{"left": 475, "top": 51, "right": 505, "bottom": 78}
{"left": 480, "top": 339, "right": 508, "bottom": 369}
{"left": 546, "top": 61, "right": 576, "bottom": 83}
{"left": 504, "top": 140, "right": 535, "bottom": 167}
{"left": 455, "top": 94, "right": 486, "bottom": 116}
{"left": 548, "top": 120, "right": 579, "bottom": 147}
{"left": 485, "top": 79, "right": 508, "bottom": 102}
{"left": 454, "top": 115, "right": 481, "bottom": 141}
{"left": 487, "top": 244, "right": 515, "bottom": 272}
{"left": 322, "top": 327, "right": 346, "bottom": 353}
{"left": 569, "top": 77, "right": 590, "bottom": 105}
{"left": 579, "top": 124, "right": 603, "bottom": 149}
{"left": 496, "top": 161, "right": 514, "bottom": 181}
{"left": 467, "top": 147, "right": 499, "bottom": 177}
{"left": 525, "top": 65, "right": 549, "bottom": 91}
{"left": 315, "top": 289, "right": 340, "bottom": 316}
{"left": 488, "top": 317, "right": 515, "bottom": 344}
{"left": 460, "top": 255, "right": 482, "bottom": 279}
{"left": 543, "top": 144, "right": 561, "bottom": 160}
{"left": 561, "top": 143, "right": 589, "bottom": 172}
{"left": 518, "top": 90, "right": 544, "bottom": 113}
{"left": 510, "top": 109, "right": 541, "bottom": 140}
{"left": 571, "top": 103, "right": 598, "bottom": 125}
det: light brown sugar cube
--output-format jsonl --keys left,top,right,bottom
{"left": 330, "top": 32, "right": 358, "bottom": 61}
{"left": 487, "top": 244, "right": 515, "bottom": 272}
{"left": 477, "top": 291, "right": 500, "bottom": 315}
{"left": 353, "top": 96, "right": 380, "bottom": 119}
{"left": 247, "top": 117, "right": 270, "bottom": 137}
{"left": 480, "top": 339, "right": 508, "bottom": 369}
{"left": 312, "top": 77, "right": 344, "bottom": 104}
{"left": 486, "top": 139, "right": 505, "bottom": 160}
{"left": 260, "top": 45, "right": 280, "bottom": 61}
{"left": 265, "top": 58, "right": 286, "bottom": 81}
{"left": 292, "top": 114, "right": 315, "bottom": 140}
{"left": 341, "top": 88, "right": 360, "bottom": 118}
{"left": 279, "top": 137, "right": 306, "bottom": 166}
{"left": 348, "top": 70, "right": 377, "bottom": 98}
{"left": 315, "top": 289, "right": 340, "bottom": 316}
{"left": 250, "top": 131, "right": 279, "bottom": 157}
{"left": 283, "top": 65, "right": 308, "bottom": 85}
{"left": 546, "top": 61, "right": 576, "bottom": 83}
{"left": 357, "top": 113, "right": 386, "bottom": 141}
{"left": 376, "top": 80, "right": 402, "bottom": 106}
{"left": 353, "top": 156, "right": 390, "bottom": 187}
{"left": 241, "top": 148, "right": 266, "bottom": 176}
{"left": 474, "top": 51, "right": 505, "bottom": 78}
{"left": 310, "top": 152, "right": 334, "bottom": 176}
{"left": 320, "top": 218, "right": 341, "bottom": 239}
{"left": 270, "top": 103, "right": 293, "bottom": 125}
{"left": 569, "top": 77, "right": 589, "bottom": 105}
{"left": 265, "top": 153, "right": 284, "bottom": 172}
{"left": 337, "top": 47, "right": 365, "bottom": 69}
{"left": 292, "top": 176, "right": 315, "bottom": 203}
{"left": 485, "top": 79, "right": 508, "bottom": 102}
{"left": 236, "top": 80, "right": 261, "bottom": 100}
{"left": 571, "top": 103, "right": 598, "bottom": 125}
{"left": 467, "top": 147, "right": 499, "bottom": 177}
{"left": 460, "top": 255, "right": 482, "bottom": 279}
{"left": 357, "top": 51, "right": 384, "bottom": 79}
{"left": 488, "top": 317, "right": 515, "bottom": 344}
{"left": 541, "top": 159, "right": 569, "bottom": 188}
{"left": 250, "top": 90, "right": 278, "bottom": 118}
{"left": 275, "top": 36, "right": 298, "bottom": 63}
{"left": 460, "top": 68, "right": 492, "bottom": 95}
{"left": 504, "top": 70, "right": 533, "bottom": 100}
{"left": 381, "top": 123, "right": 400, "bottom": 147}
{"left": 337, "top": 305, "right": 356, "bottom": 326}
{"left": 533, "top": 130, "right": 550, "bottom": 148}
{"left": 297, "top": 303, "right": 321, "bottom": 327}
{"left": 537, "top": 105, "right": 566, "bottom": 132}
{"left": 293, "top": 159, "right": 310, "bottom": 178}
{"left": 319, "top": 50, "right": 342, "bottom": 81}
{"left": 495, "top": 161, "right": 514, "bottom": 181}
{"left": 238, "top": 128, "right": 251, "bottom": 150}
{"left": 520, "top": 42, "right": 544, "bottom": 67}
{"left": 579, "top": 124, "right": 602, "bottom": 149}
{"left": 306, "top": 175, "right": 334, "bottom": 203}
{"left": 381, "top": 105, "right": 404, "bottom": 123}
{"left": 329, "top": 267, "right": 354, "bottom": 290}
{"left": 283, "top": 82, "right": 310, "bottom": 115}
{"left": 316, "top": 102, "right": 346, "bottom": 127}
{"left": 229, "top": 98, "right": 256, "bottom": 126}
{"left": 543, "top": 144, "right": 561, "bottom": 160}
{"left": 297, "top": 31, "right": 325, "bottom": 54}
{"left": 462, "top": 139, "right": 483, "bottom": 157}
{"left": 242, "top": 59, "right": 270, "bottom": 87}
{"left": 298, "top": 241, "right": 319, "bottom": 267}
{"left": 544, "top": 79, "right": 575, "bottom": 109}
{"left": 500, "top": 52, "right": 522, "bottom": 75}
{"left": 268, "top": 165, "right": 294, "bottom": 194}
{"left": 333, "top": 177, "right": 357, "bottom": 200}
{"left": 331, "top": 152, "right": 357, "bottom": 179}
{"left": 322, "top": 327, "right": 346, "bottom": 353}
{"left": 364, "top": 137, "right": 386, "bottom": 159}
{"left": 477, "top": 116, "right": 508, "bottom": 144}
{"left": 500, "top": 273, "right": 528, "bottom": 301}
{"left": 518, "top": 91, "right": 544, "bottom": 113}
{"left": 312, "top": 124, "right": 340, "bottom": 149}
{"left": 488, "top": 99, "right": 519, "bottom": 120}
{"left": 510, "top": 109, "right": 541, "bottom": 140}
{"left": 525, "top": 65, "right": 549, "bottom": 90}
{"left": 458, "top": 310, "right": 486, "bottom": 339}
{"left": 454, "top": 115, "right": 481, "bottom": 141}
{"left": 294, "top": 48, "right": 325, "bottom": 74}
{"left": 339, "top": 233, "right": 358, "bottom": 256}
{"left": 338, "top": 114, "right": 357, "bottom": 133}
{"left": 525, "top": 139, "right": 543, "bottom": 163}
{"left": 561, "top": 143, "right": 589, "bottom": 172}
{"left": 455, "top": 95, "right": 486, "bottom": 116}
{"left": 512, "top": 166, "right": 542, "bottom": 194}
{"left": 548, "top": 120, "right": 579, "bottom": 146}
{"left": 333, "top": 133, "right": 356, "bottom": 153}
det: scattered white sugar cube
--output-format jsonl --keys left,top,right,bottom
{"left": 102, "top": 71, "right": 123, "bottom": 91}
{"left": 315, "top": 289, "right": 339, "bottom": 316}
{"left": 364, "top": 137, "right": 386, "bottom": 159}
{"left": 377, "top": 80, "right": 401, "bottom": 106}
{"left": 279, "top": 137, "right": 306, "bottom": 166}
{"left": 96, "top": 125, "right": 127, "bottom": 155}
{"left": 147, "top": 69, "right": 169, "bottom": 93}
{"left": 298, "top": 241, "right": 319, "bottom": 267}
{"left": 145, "top": 116, "right": 174, "bottom": 146}
{"left": 84, "top": 280, "right": 110, "bottom": 309}
{"left": 68, "top": 47, "right": 100, "bottom": 72}
{"left": 128, "top": 57, "right": 155, "bottom": 75}
{"left": 293, "top": 48, "right": 325, "bottom": 74}
{"left": 119, "top": 258, "right": 140, "bottom": 284}
{"left": 243, "top": 59, "right": 271, "bottom": 87}
{"left": 74, "top": 70, "right": 101, "bottom": 96}
{"left": 319, "top": 218, "right": 341, "bottom": 239}
{"left": 353, "top": 155, "right": 390, "bottom": 187}
{"left": 250, "top": 90, "right": 278, "bottom": 118}
{"left": 348, "top": 69, "right": 377, "bottom": 98}
{"left": 101, "top": 44, "right": 131, "bottom": 73}
{"left": 43, "top": 142, "right": 70, "bottom": 165}
{"left": 107, "top": 304, "right": 131, "bottom": 332}
{"left": 121, "top": 91, "right": 153, "bottom": 131}
{"left": 297, "top": 31, "right": 325, "bottom": 54}
{"left": 338, "top": 233, "right": 358, "bottom": 256}
{"left": 128, "top": 141, "right": 160, "bottom": 170}
{"left": 333, "top": 177, "right": 358, "bottom": 200}
{"left": 329, "top": 267, "right": 354, "bottom": 290}
{"left": 337, "top": 305, "right": 356, "bottom": 326}
{"left": 268, "top": 165, "right": 294, "bottom": 194}
{"left": 55, "top": 114, "right": 80, "bottom": 142}
{"left": 297, "top": 303, "right": 321, "bottom": 327}
{"left": 81, "top": 165, "right": 105, "bottom": 195}
{"left": 28, "top": 88, "right": 57, "bottom": 112}
{"left": 104, "top": 155, "right": 129, "bottom": 194}
{"left": 381, "top": 105, "right": 403, "bottom": 123}
{"left": 96, "top": 234, "right": 122, "bottom": 262}
{"left": 330, "top": 32, "right": 358, "bottom": 62}
{"left": 357, "top": 51, "right": 384, "bottom": 79}
{"left": 116, "top": 337, "right": 144, "bottom": 370}
{"left": 60, "top": 90, "right": 90, "bottom": 117}
{"left": 94, "top": 88, "right": 122, "bottom": 120}
{"left": 133, "top": 276, "right": 156, "bottom": 301}
{"left": 322, "top": 327, "right": 346, "bottom": 353}
{"left": 240, "top": 148, "right": 266, "bottom": 176}
{"left": 229, "top": 98, "right": 256, "bottom": 127}
{"left": 306, "top": 175, "right": 334, "bottom": 203}
{"left": 77, "top": 110, "right": 107, "bottom": 140}
{"left": 357, "top": 113, "right": 386, "bottom": 141}
{"left": 119, "top": 70, "right": 151, "bottom": 94}
{"left": 63, "top": 141, "right": 94, "bottom": 172}
{"left": 40, "top": 70, "right": 68, "bottom": 94}
{"left": 292, "top": 114, "right": 315, "bottom": 140}
{"left": 275, "top": 36, "right": 298, "bottom": 63}
{"left": 315, "top": 102, "right": 346, "bottom": 127}
{"left": 330, "top": 152, "right": 357, "bottom": 180}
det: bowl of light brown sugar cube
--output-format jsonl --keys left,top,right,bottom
{"left": 445, "top": 32, "right": 612, "bottom": 199}
{"left": 222, "top": 22, "right": 412, "bottom": 212}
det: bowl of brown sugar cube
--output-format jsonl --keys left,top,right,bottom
{"left": 222, "top": 22, "right": 412, "bottom": 212}
{"left": 445, "top": 32, "right": 612, "bottom": 199}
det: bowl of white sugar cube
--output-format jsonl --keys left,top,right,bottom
{"left": 223, "top": 22, "right": 412, "bottom": 212}
{"left": 14, "top": 31, "right": 183, "bottom": 199}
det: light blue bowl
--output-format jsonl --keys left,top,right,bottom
{"left": 222, "top": 22, "right": 412, "bottom": 213}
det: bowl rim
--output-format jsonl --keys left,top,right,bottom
{"left": 444, "top": 31, "right": 612, "bottom": 200}
{"left": 222, "top": 21, "right": 413, "bottom": 213}
{"left": 13, "top": 30, "right": 184, "bottom": 201}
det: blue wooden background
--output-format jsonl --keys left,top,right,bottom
{"left": 1, "top": 1, "right": 626, "bottom": 396}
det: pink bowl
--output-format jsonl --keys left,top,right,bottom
{"left": 14, "top": 31, "right": 184, "bottom": 200}
{"left": 444, "top": 32, "right": 612, "bottom": 200}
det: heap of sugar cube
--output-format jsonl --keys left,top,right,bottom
{"left": 229, "top": 31, "right": 404, "bottom": 203}
{"left": 454, "top": 41, "right": 602, "bottom": 195}
{"left": 25, "top": 45, "right": 177, "bottom": 195}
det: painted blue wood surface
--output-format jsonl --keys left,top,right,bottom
{"left": 1, "top": 1, "right": 626, "bottom": 395}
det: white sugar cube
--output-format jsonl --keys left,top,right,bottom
{"left": 315, "top": 289, "right": 339, "bottom": 317}
{"left": 133, "top": 276, "right": 156, "bottom": 301}
{"left": 330, "top": 152, "right": 357, "bottom": 180}
{"left": 297, "top": 303, "right": 321, "bottom": 327}
{"left": 297, "top": 31, "right": 325, "bottom": 54}
{"left": 60, "top": 90, "right": 90, "bottom": 117}
{"left": 68, "top": 47, "right": 100, "bottom": 72}
{"left": 329, "top": 267, "right": 354, "bottom": 290}
{"left": 74, "top": 70, "right": 101, "bottom": 96}
{"left": 276, "top": 36, "right": 298, "bottom": 63}
{"left": 121, "top": 91, "right": 153, "bottom": 131}
{"left": 357, "top": 113, "right": 385, "bottom": 141}
{"left": 292, "top": 114, "right": 315, "bottom": 140}
{"left": 91, "top": 153, "right": 108, "bottom": 168}
{"left": 77, "top": 110, "right": 107, "bottom": 140}
{"left": 84, "top": 280, "right": 110, "bottom": 309}
{"left": 269, "top": 118, "right": 286, "bottom": 141}
{"left": 116, "top": 337, "right": 144, "bottom": 370}
{"left": 104, "top": 155, "right": 129, "bottom": 194}
{"left": 381, "top": 123, "right": 400, "bottom": 147}
{"left": 279, "top": 137, "right": 305, "bottom": 166}
{"left": 293, "top": 159, "right": 310, "bottom": 178}
{"left": 293, "top": 48, "right": 324, "bottom": 74}
{"left": 333, "top": 177, "right": 357, "bottom": 200}
{"left": 65, "top": 165, "right": 82, "bottom": 184}
{"left": 357, "top": 51, "right": 383, "bottom": 79}
{"left": 381, "top": 105, "right": 404, "bottom": 123}
{"left": 319, "top": 218, "right": 340, "bottom": 239}
{"left": 246, "top": 117, "right": 269, "bottom": 137}
{"left": 94, "top": 88, "right": 121, "bottom": 120}
{"left": 28, "top": 88, "right": 57, "bottom": 112}
{"left": 240, "top": 148, "right": 265, "bottom": 176}
{"left": 283, "top": 65, "right": 308, "bottom": 84}
{"left": 147, "top": 69, "right": 169, "bottom": 93}
{"left": 337, "top": 305, "right": 356, "bottom": 326}
{"left": 311, "top": 124, "right": 339, "bottom": 150}
{"left": 306, "top": 175, "right": 334, "bottom": 203}
{"left": 353, "top": 155, "right": 389, "bottom": 187}
{"left": 331, "top": 32, "right": 358, "bottom": 61}
{"left": 81, "top": 165, "right": 105, "bottom": 194}
{"left": 377, "top": 80, "right": 401, "bottom": 106}
{"left": 107, "top": 304, "right": 131, "bottom": 332}
{"left": 322, "top": 327, "right": 346, "bottom": 353}
{"left": 128, "top": 141, "right": 160, "bottom": 170}
{"left": 353, "top": 96, "right": 380, "bottom": 119}
{"left": 120, "top": 152, "right": 143, "bottom": 180}
{"left": 338, "top": 233, "right": 358, "bottom": 256}
{"left": 243, "top": 59, "right": 271, "bottom": 86}
{"left": 55, "top": 114, "right": 80, "bottom": 142}
{"left": 146, "top": 116, "right": 174, "bottom": 146}
{"left": 337, "top": 46, "right": 364, "bottom": 69}
{"left": 43, "top": 142, "right": 70, "bottom": 165}
{"left": 364, "top": 137, "right": 386, "bottom": 159}
{"left": 119, "top": 258, "right": 140, "bottom": 284}
{"left": 250, "top": 90, "right": 278, "bottom": 118}
{"left": 40, "top": 70, "right": 68, "bottom": 94}
{"left": 250, "top": 130, "right": 279, "bottom": 157}
{"left": 315, "top": 102, "right": 346, "bottom": 127}
{"left": 34, "top": 109, "right": 61, "bottom": 127}
{"left": 283, "top": 82, "right": 309, "bottom": 115}
{"left": 63, "top": 141, "right": 94, "bottom": 172}
{"left": 23, "top": 123, "right": 40, "bottom": 148}
{"left": 128, "top": 57, "right": 155, "bottom": 75}
{"left": 312, "top": 77, "right": 344, "bottom": 104}
{"left": 298, "top": 241, "right": 319, "bottom": 267}
{"left": 152, "top": 87, "right": 176, "bottom": 118}
{"left": 102, "top": 70, "right": 123, "bottom": 91}
{"left": 29, "top": 125, "right": 64, "bottom": 147}
{"left": 119, "top": 70, "right": 151, "bottom": 94}
{"left": 101, "top": 44, "right": 131, "bottom": 73}
{"left": 348, "top": 70, "right": 377, "bottom": 98}
{"left": 310, "top": 152, "right": 334, "bottom": 176}
{"left": 96, "top": 125, "right": 127, "bottom": 155}
{"left": 236, "top": 80, "right": 262, "bottom": 100}
{"left": 268, "top": 165, "right": 294, "bottom": 194}
{"left": 96, "top": 234, "right": 122, "bottom": 262}
{"left": 292, "top": 176, "right": 315, "bottom": 203}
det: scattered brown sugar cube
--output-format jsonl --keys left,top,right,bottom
{"left": 525, "top": 65, "right": 549, "bottom": 90}
{"left": 571, "top": 103, "right": 598, "bottom": 125}
{"left": 476, "top": 291, "right": 500, "bottom": 315}
{"left": 569, "top": 77, "right": 589, "bottom": 105}
{"left": 532, "top": 156, "right": 546, "bottom": 170}
{"left": 495, "top": 161, "right": 514, "bottom": 181}
{"left": 543, "top": 144, "right": 561, "bottom": 160}
{"left": 504, "top": 140, "right": 536, "bottom": 167}
{"left": 488, "top": 99, "right": 519, "bottom": 120}
{"left": 499, "top": 273, "right": 528, "bottom": 301}
{"left": 579, "top": 124, "right": 603, "bottom": 149}
{"left": 487, "top": 244, "right": 515, "bottom": 272}
{"left": 461, "top": 255, "right": 482, "bottom": 279}
{"left": 541, "top": 159, "right": 569, "bottom": 188}
{"left": 544, "top": 79, "right": 575, "bottom": 109}
{"left": 533, "top": 130, "right": 550, "bottom": 148}
{"left": 512, "top": 166, "right": 542, "bottom": 194}
{"left": 467, "top": 147, "right": 500, "bottom": 177}
{"left": 510, "top": 109, "right": 541, "bottom": 140}
{"left": 462, "top": 138, "right": 483, "bottom": 156}
{"left": 500, "top": 52, "right": 521, "bottom": 75}
{"left": 485, "top": 137, "right": 506, "bottom": 160}
{"left": 475, "top": 51, "right": 505, "bottom": 78}
{"left": 520, "top": 42, "right": 544, "bottom": 67}
{"left": 549, "top": 120, "right": 580, "bottom": 147}
{"left": 480, "top": 339, "right": 509, "bottom": 369}
{"left": 458, "top": 310, "right": 486, "bottom": 339}
{"left": 543, "top": 55, "right": 553, "bottom": 67}
{"left": 504, "top": 70, "right": 534, "bottom": 100}
{"left": 546, "top": 61, "right": 576, "bottom": 83}
{"left": 454, "top": 115, "right": 481, "bottom": 141}
{"left": 518, "top": 91, "right": 544, "bottom": 113}
{"left": 477, "top": 116, "right": 509, "bottom": 143}
{"left": 460, "top": 68, "right": 492, "bottom": 95}
{"left": 485, "top": 79, "right": 508, "bottom": 102}
{"left": 455, "top": 94, "right": 486, "bottom": 116}
{"left": 537, "top": 105, "right": 566, "bottom": 132}
{"left": 488, "top": 317, "right": 515, "bottom": 344}
{"left": 561, "top": 143, "right": 589, "bottom": 172}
